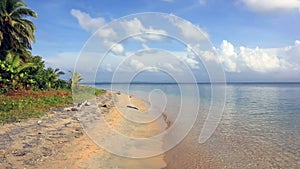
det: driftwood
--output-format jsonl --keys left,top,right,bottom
{"left": 126, "top": 105, "right": 139, "bottom": 110}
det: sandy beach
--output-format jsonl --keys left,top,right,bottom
{"left": 0, "top": 90, "right": 167, "bottom": 169}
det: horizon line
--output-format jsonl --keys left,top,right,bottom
{"left": 81, "top": 82, "right": 300, "bottom": 85}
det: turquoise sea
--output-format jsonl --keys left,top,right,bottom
{"left": 93, "top": 83, "right": 300, "bottom": 168}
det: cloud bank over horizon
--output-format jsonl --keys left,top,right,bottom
{"left": 215, "top": 40, "right": 300, "bottom": 73}
{"left": 46, "top": 9, "right": 300, "bottom": 82}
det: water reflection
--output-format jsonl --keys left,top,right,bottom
{"left": 95, "top": 83, "right": 300, "bottom": 168}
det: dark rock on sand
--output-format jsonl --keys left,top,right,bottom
{"left": 100, "top": 104, "right": 107, "bottom": 108}
{"left": 12, "top": 150, "right": 31, "bottom": 156}
{"left": 126, "top": 105, "right": 139, "bottom": 110}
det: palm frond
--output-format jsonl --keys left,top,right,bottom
{"left": 0, "top": 0, "right": 37, "bottom": 61}
{"left": 10, "top": 7, "right": 37, "bottom": 18}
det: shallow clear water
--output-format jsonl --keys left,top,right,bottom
{"left": 94, "top": 83, "right": 300, "bottom": 168}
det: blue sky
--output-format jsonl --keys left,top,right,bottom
{"left": 25, "top": 0, "right": 300, "bottom": 82}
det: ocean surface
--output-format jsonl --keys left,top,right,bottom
{"left": 93, "top": 83, "right": 300, "bottom": 168}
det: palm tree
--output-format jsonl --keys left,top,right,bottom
{"left": 0, "top": 0, "right": 37, "bottom": 61}
{"left": 45, "top": 68, "right": 65, "bottom": 88}
{"left": 69, "top": 71, "right": 83, "bottom": 89}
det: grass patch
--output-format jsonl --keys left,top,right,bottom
{"left": 0, "top": 89, "right": 72, "bottom": 124}
{"left": 0, "top": 87, "right": 105, "bottom": 124}
{"left": 72, "top": 86, "right": 105, "bottom": 103}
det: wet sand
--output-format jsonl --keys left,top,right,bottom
{"left": 79, "top": 91, "right": 167, "bottom": 169}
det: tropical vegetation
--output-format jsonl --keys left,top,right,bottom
{"left": 0, "top": 0, "right": 70, "bottom": 92}
{"left": 0, "top": 0, "right": 103, "bottom": 124}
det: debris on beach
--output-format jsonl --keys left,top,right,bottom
{"left": 126, "top": 105, "right": 139, "bottom": 110}
{"left": 64, "top": 100, "right": 91, "bottom": 112}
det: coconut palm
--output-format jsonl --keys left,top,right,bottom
{"left": 0, "top": 0, "right": 37, "bottom": 61}
{"left": 45, "top": 68, "right": 65, "bottom": 88}
{"left": 69, "top": 71, "right": 83, "bottom": 89}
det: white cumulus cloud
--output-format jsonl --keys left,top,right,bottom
{"left": 71, "top": 10, "right": 171, "bottom": 55}
{"left": 130, "top": 59, "right": 145, "bottom": 70}
{"left": 239, "top": 46, "right": 281, "bottom": 72}
{"left": 103, "top": 40, "right": 124, "bottom": 55}
{"left": 241, "top": 0, "right": 300, "bottom": 12}
{"left": 71, "top": 9, "right": 124, "bottom": 55}
{"left": 167, "top": 14, "right": 209, "bottom": 42}
{"left": 71, "top": 9, "right": 105, "bottom": 32}
{"left": 189, "top": 40, "right": 300, "bottom": 73}
{"left": 216, "top": 40, "right": 300, "bottom": 73}
{"left": 120, "top": 17, "right": 168, "bottom": 42}
{"left": 219, "top": 40, "right": 239, "bottom": 72}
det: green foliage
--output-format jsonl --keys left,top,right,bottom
{"left": 72, "top": 85, "right": 105, "bottom": 103}
{"left": 0, "top": 0, "right": 71, "bottom": 93}
{"left": 0, "top": 90, "right": 73, "bottom": 124}
{"left": 68, "top": 71, "right": 104, "bottom": 103}
{"left": 0, "top": 51, "right": 35, "bottom": 91}
{"left": 69, "top": 71, "right": 83, "bottom": 89}
{"left": 0, "top": 0, "right": 107, "bottom": 124}
{"left": 0, "top": 0, "right": 37, "bottom": 61}
{"left": 95, "top": 88, "right": 104, "bottom": 96}
{"left": 22, "top": 56, "right": 70, "bottom": 90}
{"left": 0, "top": 87, "right": 105, "bottom": 124}
{"left": 0, "top": 53, "right": 69, "bottom": 92}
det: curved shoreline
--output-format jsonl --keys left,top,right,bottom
{"left": 79, "top": 90, "right": 168, "bottom": 169}
{"left": 0, "top": 90, "right": 169, "bottom": 169}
